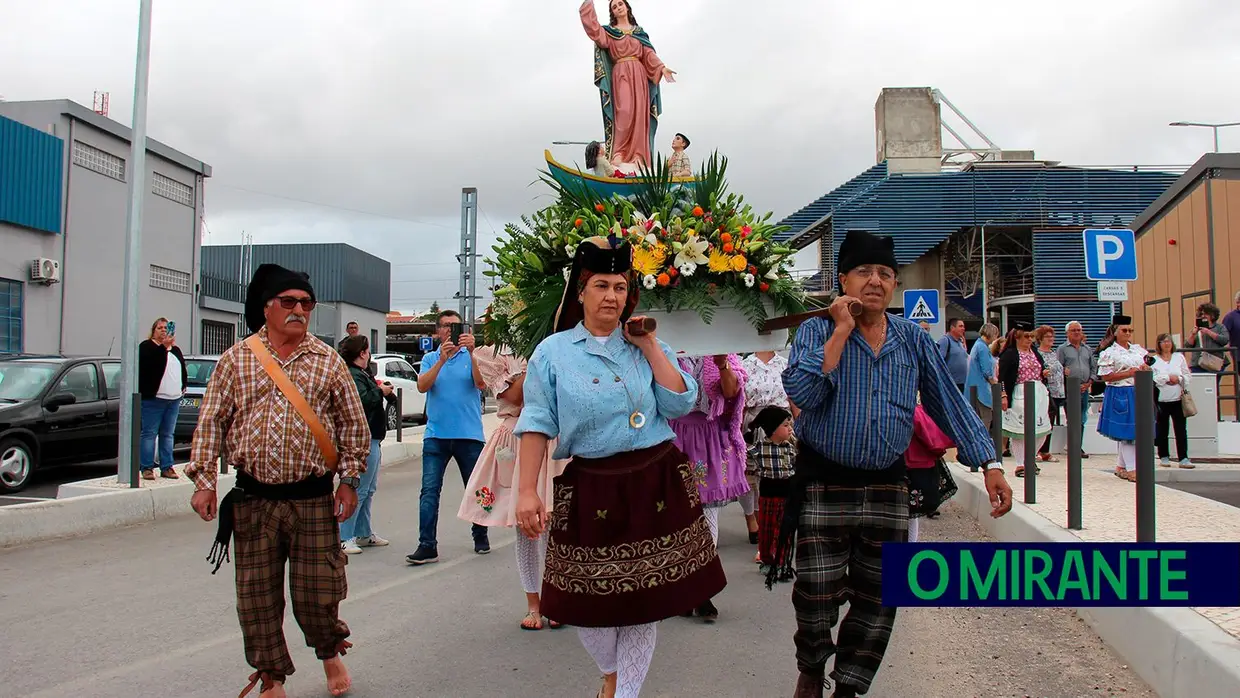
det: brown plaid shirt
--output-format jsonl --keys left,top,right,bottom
{"left": 185, "top": 326, "right": 370, "bottom": 491}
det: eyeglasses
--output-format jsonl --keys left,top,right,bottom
{"left": 438, "top": 321, "right": 462, "bottom": 329}
{"left": 273, "top": 296, "right": 316, "bottom": 311}
{"left": 849, "top": 265, "right": 896, "bottom": 282}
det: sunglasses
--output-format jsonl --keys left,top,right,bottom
{"left": 273, "top": 295, "right": 316, "bottom": 311}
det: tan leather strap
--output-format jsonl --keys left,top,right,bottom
{"left": 244, "top": 334, "right": 338, "bottom": 469}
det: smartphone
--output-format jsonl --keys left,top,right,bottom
{"left": 166, "top": 320, "right": 176, "bottom": 336}
{"left": 450, "top": 323, "right": 464, "bottom": 344}
{"left": 1196, "top": 318, "right": 1211, "bottom": 329}
{"left": 626, "top": 317, "right": 657, "bottom": 336}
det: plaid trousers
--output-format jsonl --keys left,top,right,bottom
{"left": 792, "top": 481, "right": 908, "bottom": 695}
{"left": 233, "top": 493, "right": 351, "bottom": 680}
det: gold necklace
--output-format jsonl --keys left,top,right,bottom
{"left": 604, "top": 344, "right": 648, "bottom": 429}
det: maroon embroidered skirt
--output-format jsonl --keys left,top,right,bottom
{"left": 541, "top": 441, "right": 727, "bottom": 627}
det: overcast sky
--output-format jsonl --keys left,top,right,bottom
{"left": 3, "top": 0, "right": 1238, "bottom": 313}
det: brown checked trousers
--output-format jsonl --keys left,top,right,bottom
{"left": 233, "top": 493, "right": 350, "bottom": 680}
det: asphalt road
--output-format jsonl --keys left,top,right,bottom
{"left": 0, "top": 456, "right": 1153, "bottom": 698}
{"left": 1162, "top": 480, "right": 1240, "bottom": 509}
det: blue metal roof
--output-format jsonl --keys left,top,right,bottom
{"left": 1032, "top": 229, "right": 1114, "bottom": 341}
{"left": 0, "top": 115, "right": 63, "bottom": 234}
{"left": 777, "top": 163, "right": 1179, "bottom": 272}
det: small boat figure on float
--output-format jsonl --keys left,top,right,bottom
{"left": 544, "top": 148, "right": 696, "bottom": 201}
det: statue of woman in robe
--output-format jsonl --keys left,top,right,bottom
{"left": 579, "top": 0, "right": 677, "bottom": 172}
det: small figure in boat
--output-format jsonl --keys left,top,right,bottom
{"left": 668, "top": 133, "right": 691, "bottom": 178}
{"left": 586, "top": 140, "right": 636, "bottom": 179}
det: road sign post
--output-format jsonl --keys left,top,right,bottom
{"left": 1083, "top": 229, "right": 1138, "bottom": 282}
{"left": 902, "top": 289, "right": 940, "bottom": 324}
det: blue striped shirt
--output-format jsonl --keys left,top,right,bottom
{"left": 782, "top": 314, "right": 998, "bottom": 471}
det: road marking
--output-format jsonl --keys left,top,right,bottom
{"left": 0, "top": 495, "right": 49, "bottom": 503}
{"left": 24, "top": 534, "right": 518, "bottom": 698}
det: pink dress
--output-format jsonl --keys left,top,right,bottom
{"left": 457, "top": 346, "right": 568, "bottom": 527}
{"left": 670, "top": 355, "right": 750, "bottom": 508}
{"left": 580, "top": 3, "right": 666, "bottom": 167}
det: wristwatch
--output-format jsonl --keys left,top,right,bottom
{"left": 980, "top": 460, "right": 1004, "bottom": 474}
{"left": 339, "top": 476, "right": 361, "bottom": 490}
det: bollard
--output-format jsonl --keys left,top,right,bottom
{"left": 129, "top": 393, "right": 142, "bottom": 488}
{"left": 1065, "top": 376, "right": 1083, "bottom": 530}
{"left": 1023, "top": 380, "right": 1037, "bottom": 504}
{"left": 396, "top": 388, "right": 404, "bottom": 443}
{"left": 1135, "top": 370, "right": 1157, "bottom": 542}
{"left": 990, "top": 382, "right": 1004, "bottom": 468}
{"left": 969, "top": 385, "right": 979, "bottom": 472}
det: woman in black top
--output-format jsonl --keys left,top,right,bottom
{"left": 338, "top": 336, "right": 396, "bottom": 554}
{"left": 997, "top": 322, "right": 1049, "bottom": 477}
{"left": 137, "top": 317, "right": 187, "bottom": 480}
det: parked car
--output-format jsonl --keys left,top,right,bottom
{"left": 0, "top": 355, "right": 124, "bottom": 494}
{"left": 370, "top": 355, "right": 426, "bottom": 429}
{"left": 174, "top": 355, "right": 220, "bottom": 446}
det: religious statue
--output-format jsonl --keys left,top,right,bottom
{"left": 579, "top": 0, "right": 676, "bottom": 171}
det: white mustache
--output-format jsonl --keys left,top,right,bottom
{"left": 285, "top": 314, "right": 307, "bottom": 324}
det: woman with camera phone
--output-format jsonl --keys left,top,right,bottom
{"left": 1095, "top": 315, "right": 1151, "bottom": 482}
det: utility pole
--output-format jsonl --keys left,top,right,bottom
{"left": 117, "top": 0, "right": 154, "bottom": 486}
{"left": 456, "top": 188, "right": 481, "bottom": 328}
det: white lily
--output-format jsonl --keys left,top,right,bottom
{"left": 765, "top": 267, "right": 780, "bottom": 280}
{"left": 673, "top": 234, "right": 709, "bottom": 269}
{"left": 632, "top": 210, "right": 662, "bottom": 235}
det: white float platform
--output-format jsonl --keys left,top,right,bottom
{"left": 641, "top": 303, "right": 790, "bottom": 357}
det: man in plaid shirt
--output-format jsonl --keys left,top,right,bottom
{"left": 187, "top": 264, "right": 370, "bottom": 698}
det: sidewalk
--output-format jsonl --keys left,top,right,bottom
{"left": 949, "top": 454, "right": 1240, "bottom": 697}
{"left": 0, "top": 413, "right": 501, "bottom": 548}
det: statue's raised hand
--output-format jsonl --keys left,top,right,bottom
{"left": 662, "top": 67, "right": 677, "bottom": 83}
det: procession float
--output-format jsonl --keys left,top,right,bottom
{"left": 484, "top": 0, "right": 815, "bottom": 358}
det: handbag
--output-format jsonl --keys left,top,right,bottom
{"left": 1181, "top": 389, "right": 1198, "bottom": 418}
{"left": 1198, "top": 352, "right": 1225, "bottom": 373}
{"left": 244, "top": 334, "right": 339, "bottom": 469}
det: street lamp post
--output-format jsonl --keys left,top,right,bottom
{"left": 1169, "top": 121, "right": 1240, "bottom": 152}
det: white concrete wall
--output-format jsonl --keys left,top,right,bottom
{"left": 337, "top": 303, "right": 388, "bottom": 353}
{"left": 0, "top": 105, "right": 205, "bottom": 357}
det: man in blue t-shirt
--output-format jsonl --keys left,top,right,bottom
{"left": 936, "top": 318, "right": 970, "bottom": 392}
{"left": 406, "top": 310, "right": 488, "bottom": 565}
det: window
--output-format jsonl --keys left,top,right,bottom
{"left": 149, "top": 264, "right": 191, "bottom": 294}
{"left": 185, "top": 358, "right": 219, "bottom": 387}
{"left": 0, "top": 278, "right": 22, "bottom": 354}
{"left": 55, "top": 363, "right": 100, "bottom": 402}
{"left": 102, "top": 362, "right": 121, "bottom": 399}
{"left": 371, "top": 329, "right": 379, "bottom": 351}
{"left": 201, "top": 320, "right": 235, "bottom": 355}
{"left": 72, "top": 141, "right": 125, "bottom": 181}
{"left": 153, "top": 172, "right": 194, "bottom": 207}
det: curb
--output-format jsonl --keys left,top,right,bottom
{"left": 947, "top": 463, "right": 1240, "bottom": 698}
{"left": 1154, "top": 467, "right": 1240, "bottom": 483}
{"left": 0, "top": 432, "right": 425, "bottom": 550}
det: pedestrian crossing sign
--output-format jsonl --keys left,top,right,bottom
{"left": 903, "top": 289, "right": 940, "bottom": 324}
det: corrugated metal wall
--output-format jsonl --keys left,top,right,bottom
{"left": 1032, "top": 228, "right": 1114, "bottom": 341}
{"left": 0, "top": 115, "right": 63, "bottom": 233}
{"left": 201, "top": 243, "right": 390, "bottom": 313}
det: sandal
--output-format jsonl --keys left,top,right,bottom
{"left": 1015, "top": 467, "right": 1025, "bottom": 478}
{"left": 519, "top": 611, "right": 543, "bottom": 631}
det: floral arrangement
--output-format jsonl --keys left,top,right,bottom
{"left": 484, "top": 152, "right": 810, "bottom": 358}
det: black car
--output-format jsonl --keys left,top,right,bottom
{"left": 0, "top": 355, "right": 124, "bottom": 494}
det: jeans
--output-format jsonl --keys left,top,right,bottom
{"left": 419, "top": 437, "right": 486, "bottom": 548}
{"left": 341, "top": 439, "right": 382, "bottom": 541}
{"left": 140, "top": 397, "right": 180, "bottom": 471}
{"left": 1156, "top": 401, "right": 1189, "bottom": 461}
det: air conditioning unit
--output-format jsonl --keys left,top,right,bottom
{"left": 30, "top": 258, "right": 61, "bottom": 284}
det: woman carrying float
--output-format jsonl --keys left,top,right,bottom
{"left": 514, "top": 236, "right": 726, "bottom": 698}
{"left": 456, "top": 340, "right": 569, "bottom": 631}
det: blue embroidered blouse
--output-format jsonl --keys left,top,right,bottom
{"left": 514, "top": 322, "right": 699, "bottom": 460}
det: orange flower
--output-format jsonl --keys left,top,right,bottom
{"left": 595, "top": 203, "right": 605, "bottom": 212}
{"left": 668, "top": 267, "right": 678, "bottom": 277}
{"left": 575, "top": 218, "right": 583, "bottom": 228}
{"left": 657, "top": 273, "right": 671, "bottom": 286}
{"left": 692, "top": 206, "right": 704, "bottom": 217}
{"left": 720, "top": 232, "right": 732, "bottom": 244}
{"left": 730, "top": 255, "right": 748, "bottom": 272}
{"left": 723, "top": 243, "right": 734, "bottom": 254}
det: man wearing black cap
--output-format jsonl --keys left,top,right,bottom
{"left": 186, "top": 263, "right": 371, "bottom": 698}
{"left": 775, "top": 230, "right": 1013, "bottom": 698}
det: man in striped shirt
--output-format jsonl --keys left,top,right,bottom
{"left": 774, "top": 230, "right": 1013, "bottom": 698}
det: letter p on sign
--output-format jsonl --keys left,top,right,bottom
{"left": 1083, "top": 229, "right": 1137, "bottom": 281}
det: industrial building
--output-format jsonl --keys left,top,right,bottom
{"left": 0, "top": 98, "right": 211, "bottom": 355}
{"left": 199, "top": 243, "right": 392, "bottom": 353}
{"left": 776, "top": 87, "right": 1180, "bottom": 341}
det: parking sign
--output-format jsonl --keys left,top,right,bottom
{"left": 1083, "top": 229, "right": 1137, "bottom": 281}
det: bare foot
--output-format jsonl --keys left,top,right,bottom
{"left": 324, "top": 657, "right": 352, "bottom": 696}
{"left": 259, "top": 682, "right": 286, "bottom": 698}
{"left": 602, "top": 672, "right": 618, "bottom": 698}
